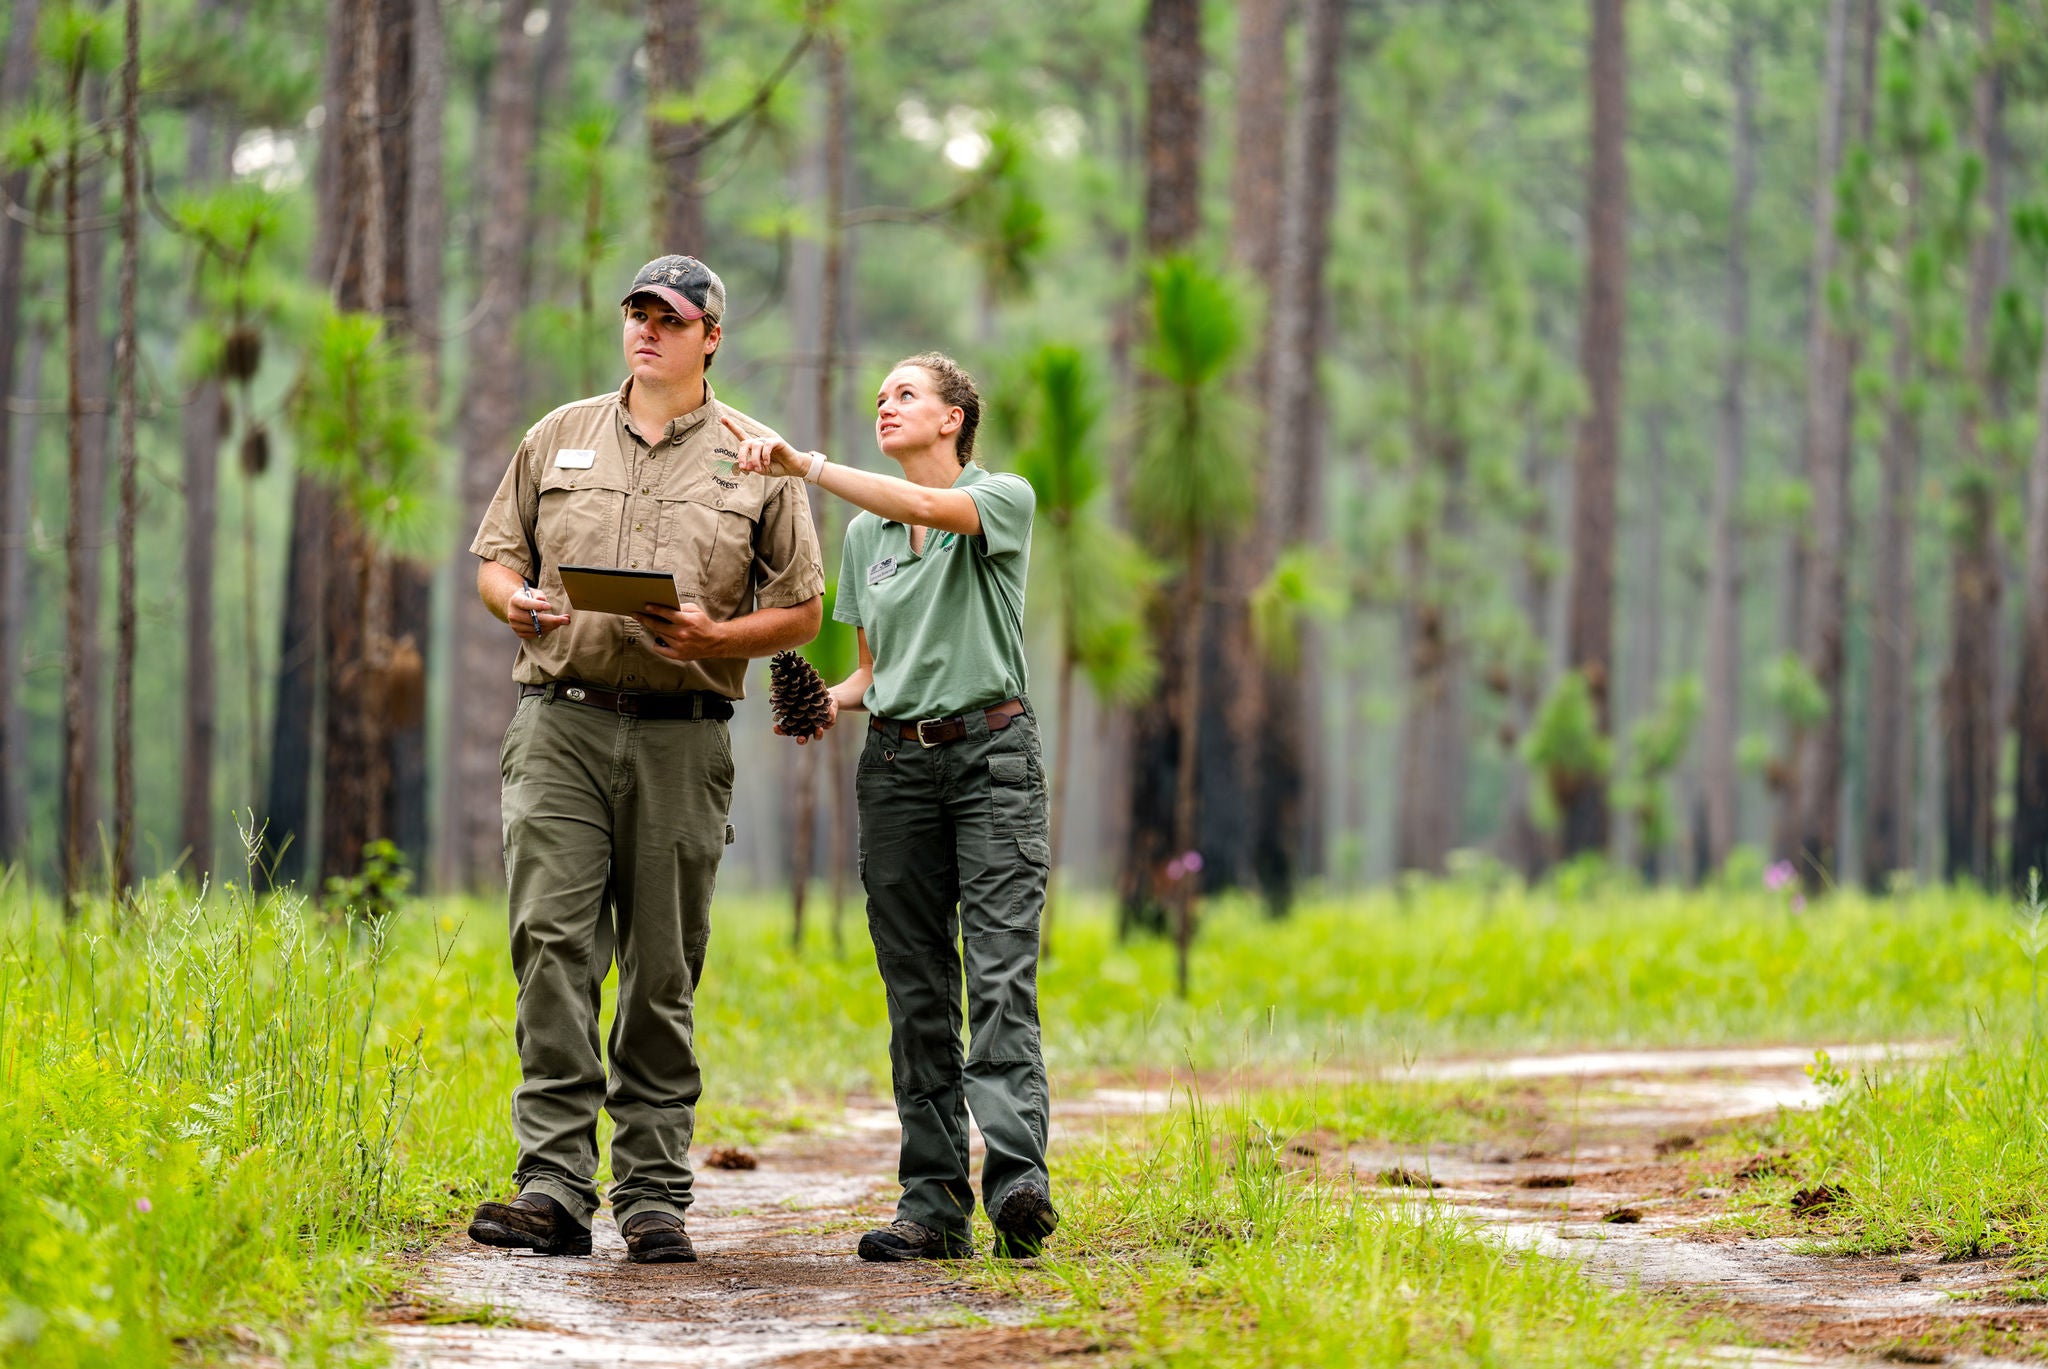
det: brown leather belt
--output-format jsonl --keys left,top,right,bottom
{"left": 522, "top": 680, "right": 735, "bottom": 721}
{"left": 872, "top": 698, "right": 1026, "bottom": 748}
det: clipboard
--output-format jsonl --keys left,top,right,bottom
{"left": 557, "top": 565, "right": 684, "bottom": 616}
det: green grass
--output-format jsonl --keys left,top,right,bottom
{"left": 1015, "top": 1083, "right": 1728, "bottom": 1366}
{"left": 0, "top": 869, "right": 2034, "bottom": 1364}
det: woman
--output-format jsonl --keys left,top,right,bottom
{"left": 726, "top": 352, "right": 1056, "bottom": 1262}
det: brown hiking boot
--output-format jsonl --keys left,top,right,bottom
{"left": 991, "top": 1183, "right": 1059, "bottom": 1258}
{"left": 468, "top": 1191, "right": 592, "bottom": 1256}
{"left": 856, "top": 1219, "right": 973, "bottom": 1262}
{"left": 620, "top": 1210, "right": 697, "bottom": 1264}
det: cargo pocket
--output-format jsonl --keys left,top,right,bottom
{"left": 988, "top": 752, "right": 1046, "bottom": 841}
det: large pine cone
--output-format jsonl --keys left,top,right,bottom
{"left": 769, "top": 650, "right": 832, "bottom": 737}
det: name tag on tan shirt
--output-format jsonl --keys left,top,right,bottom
{"left": 555, "top": 449, "right": 596, "bottom": 469}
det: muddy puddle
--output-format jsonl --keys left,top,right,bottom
{"left": 385, "top": 1042, "right": 2037, "bottom": 1368}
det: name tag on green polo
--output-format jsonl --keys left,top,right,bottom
{"left": 868, "top": 556, "right": 897, "bottom": 586}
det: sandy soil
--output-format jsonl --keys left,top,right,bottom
{"left": 383, "top": 1043, "right": 2043, "bottom": 1368}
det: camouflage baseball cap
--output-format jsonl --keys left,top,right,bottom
{"left": 622, "top": 255, "right": 726, "bottom": 327}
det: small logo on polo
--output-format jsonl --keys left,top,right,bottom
{"left": 713, "top": 446, "right": 738, "bottom": 460}
{"left": 712, "top": 475, "right": 738, "bottom": 491}
{"left": 566, "top": 687, "right": 586, "bottom": 701}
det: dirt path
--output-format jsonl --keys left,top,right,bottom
{"left": 383, "top": 1102, "right": 1082, "bottom": 1369}
{"left": 1367, "top": 1044, "right": 2045, "bottom": 1367}
{"left": 383, "top": 1044, "right": 2038, "bottom": 1368}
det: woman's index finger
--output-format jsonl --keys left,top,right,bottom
{"left": 719, "top": 413, "right": 748, "bottom": 440}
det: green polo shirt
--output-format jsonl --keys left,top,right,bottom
{"left": 833, "top": 464, "right": 1034, "bottom": 720}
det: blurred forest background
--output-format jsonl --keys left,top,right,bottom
{"left": 5, "top": 0, "right": 2048, "bottom": 922}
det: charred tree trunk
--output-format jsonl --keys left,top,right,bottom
{"left": 1560, "top": 0, "right": 1629, "bottom": 859}
{"left": 1122, "top": 0, "right": 1204, "bottom": 930}
{"left": 1700, "top": 20, "right": 1754, "bottom": 874}
{"left": 449, "top": 0, "right": 547, "bottom": 889}
{"left": 1945, "top": 0, "right": 2006, "bottom": 887}
{"left": 648, "top": 0, "right": 705, "bottom": 254}
{"left": 1862, "top": 158, "right": 1923, "bottom": 891}
{"left": 1209, "top": 0, "right": 1290, "bottom": 894}
{"left": 262, "top": 0, "right": 357, "bottom": 886}
{"left": 1250, "top": 0, "right": 1344, "bottom": 910}
{"left": 319, "top": 0, "right": 415, "bottom": 887}
{"left": 0, "top": 0, "right": 42, "bottom": 868}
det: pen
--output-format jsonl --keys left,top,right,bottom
{"left": 521, "top": 579, "right": 544, "bottom": 636}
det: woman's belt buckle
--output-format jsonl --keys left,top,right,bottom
{"left": 915, "top": 717, "right": 947, "bottom": 748}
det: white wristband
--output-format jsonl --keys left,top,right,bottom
{"left": 804, "top": 451, "right": 828, "bottom": 483}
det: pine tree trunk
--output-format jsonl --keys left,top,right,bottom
{"left": 1862, "top": 160, "right": 1923, "bottom": 890}
{"left": 449, "top": 0, "right": 546, "bottom": 889}
{"left": 62, "top": 60, "right": 109, "bottom": 903}
{"left": 263, "top": 0, "right": 357, "bottom": 886}
{"left": 1945, "top": 0, "right": 2006, "bottom": 887}
{"left": 0, "top": 0, "right": 42, "bottom": 868}
{"left": 1700, "top": 21, "right": 1754, "bottom": 874}
{"left": 1208, "top": 0, "right": 1290, "bottom": 893}
{"left": 180, "top": 112, "right": 225, "bottom": 881}
{"left": 390, "top": 0, "right": 444, "bottom": 886}
{"left": 1250, "top": 0, "right": 1344, "bottom": 910}
{"left": 1784, "top": 0, "right": 1875, "bottom": 887}
{"left": 1561, "top": 0, "right": 1629, "bottom": 859}
{"left": 2011, "top": 274, "right": 2048, "bottom": 888}
{"left": 111, "top": 0, "right": 141, "bottom": 894}
{"left": 1172, "top": 534, "right": 1207, "bottom": 997}
{"left": 1625, "top": 401, "right": 1668, "bottom": 878}
{"left": 648, "top": 0, "right": 705, "bottom": 254}
{"left": 1123, "top": 0, "right": 1204, "bottom": 929}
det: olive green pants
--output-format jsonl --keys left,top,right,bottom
{"left": 499, "top": 691, "right": 734, "bottom": 1228}
{"left": 856, "top": 702, "right": 1053, "bottom": 1241}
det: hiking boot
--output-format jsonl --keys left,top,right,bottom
{"left": 620, "top": 1210, "right": 697, "bottom": 1264}
{"left": 467, "top": 1191, "right": 592, "bottom": 1256}
{"left": 990, "top": 1183, "right": 1059, "bottom": 1259}
{"left": 856, "top": 1219, "right": 972, "bottom": 1262}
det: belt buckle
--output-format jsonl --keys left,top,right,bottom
{"left": 617, "top": 691, "right": 640, "bottom": 717}
{"left": 915, "top": 717, "right": 944, "bottom": 748}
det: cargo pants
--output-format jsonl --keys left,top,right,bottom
{"left": 855, "top": 700, "right": 1053, "bottom": 1242}
{"left": 499, "top": 690, "right": 734, "bottom": 1229}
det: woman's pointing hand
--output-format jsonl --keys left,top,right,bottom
{"left": 722, "top": 413, "right": 807, "bottom": 479}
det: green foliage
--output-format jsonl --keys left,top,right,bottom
{"left": 1250, "top": 544, "right": 1347, "bottom": 671}
{"left": 323, "top": 838, "right": 413, "bottom": 922}
{"left": 1013, "top": 343, "right": 1160, "bottom": 702}
{"left": 36, "top": 2, "right": 120, "bottom": 77}
{"left": 954, "top": 126, "right": 1046, "bottom": 302}
{"left": 1521, "top": 670, "right": 1611, "bottom": 829}
{"left": 1616, "top": 674, "right": 1704, "bottom": 852}
{"left": 289, "top": 308, "right": 445, "bottom": 559}
{"left": 1131, "top": 256, "right": 1254, "bottom": 550}
{"left": 1761, "top": 650, "right": 1829, "bottom": 728}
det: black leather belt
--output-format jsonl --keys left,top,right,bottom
{"left": 872, "top": 698, "right": 1026, "bottom": 747}
{"left": 522, "top": 680, "right": 734, "bottom": 721}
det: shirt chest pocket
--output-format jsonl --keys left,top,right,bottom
{"left": 536, "top": 464, "right": 626, "bottom": 577}
{"left": 655, "top": 484, "right": 765, "bottom": 608}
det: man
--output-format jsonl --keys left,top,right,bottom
{"left": 465, "top": 255, "right": 823, "bottom": 1264}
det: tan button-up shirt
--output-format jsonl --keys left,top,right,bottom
{"left": 469, "top": 379, "right": 824, "bottom": 699}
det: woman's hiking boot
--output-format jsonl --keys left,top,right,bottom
{"left": 620, "top": 1211, "right": 697, "bottom": 1264}
{"left": 856, "top": 1219, "right": 973, "bottom": 1262}
{"left": 467, "top": 1191, "right": 592, "bottom": 1256}
{"left": 990, "top": 1183, "right": 1059, "bottom": 1258}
